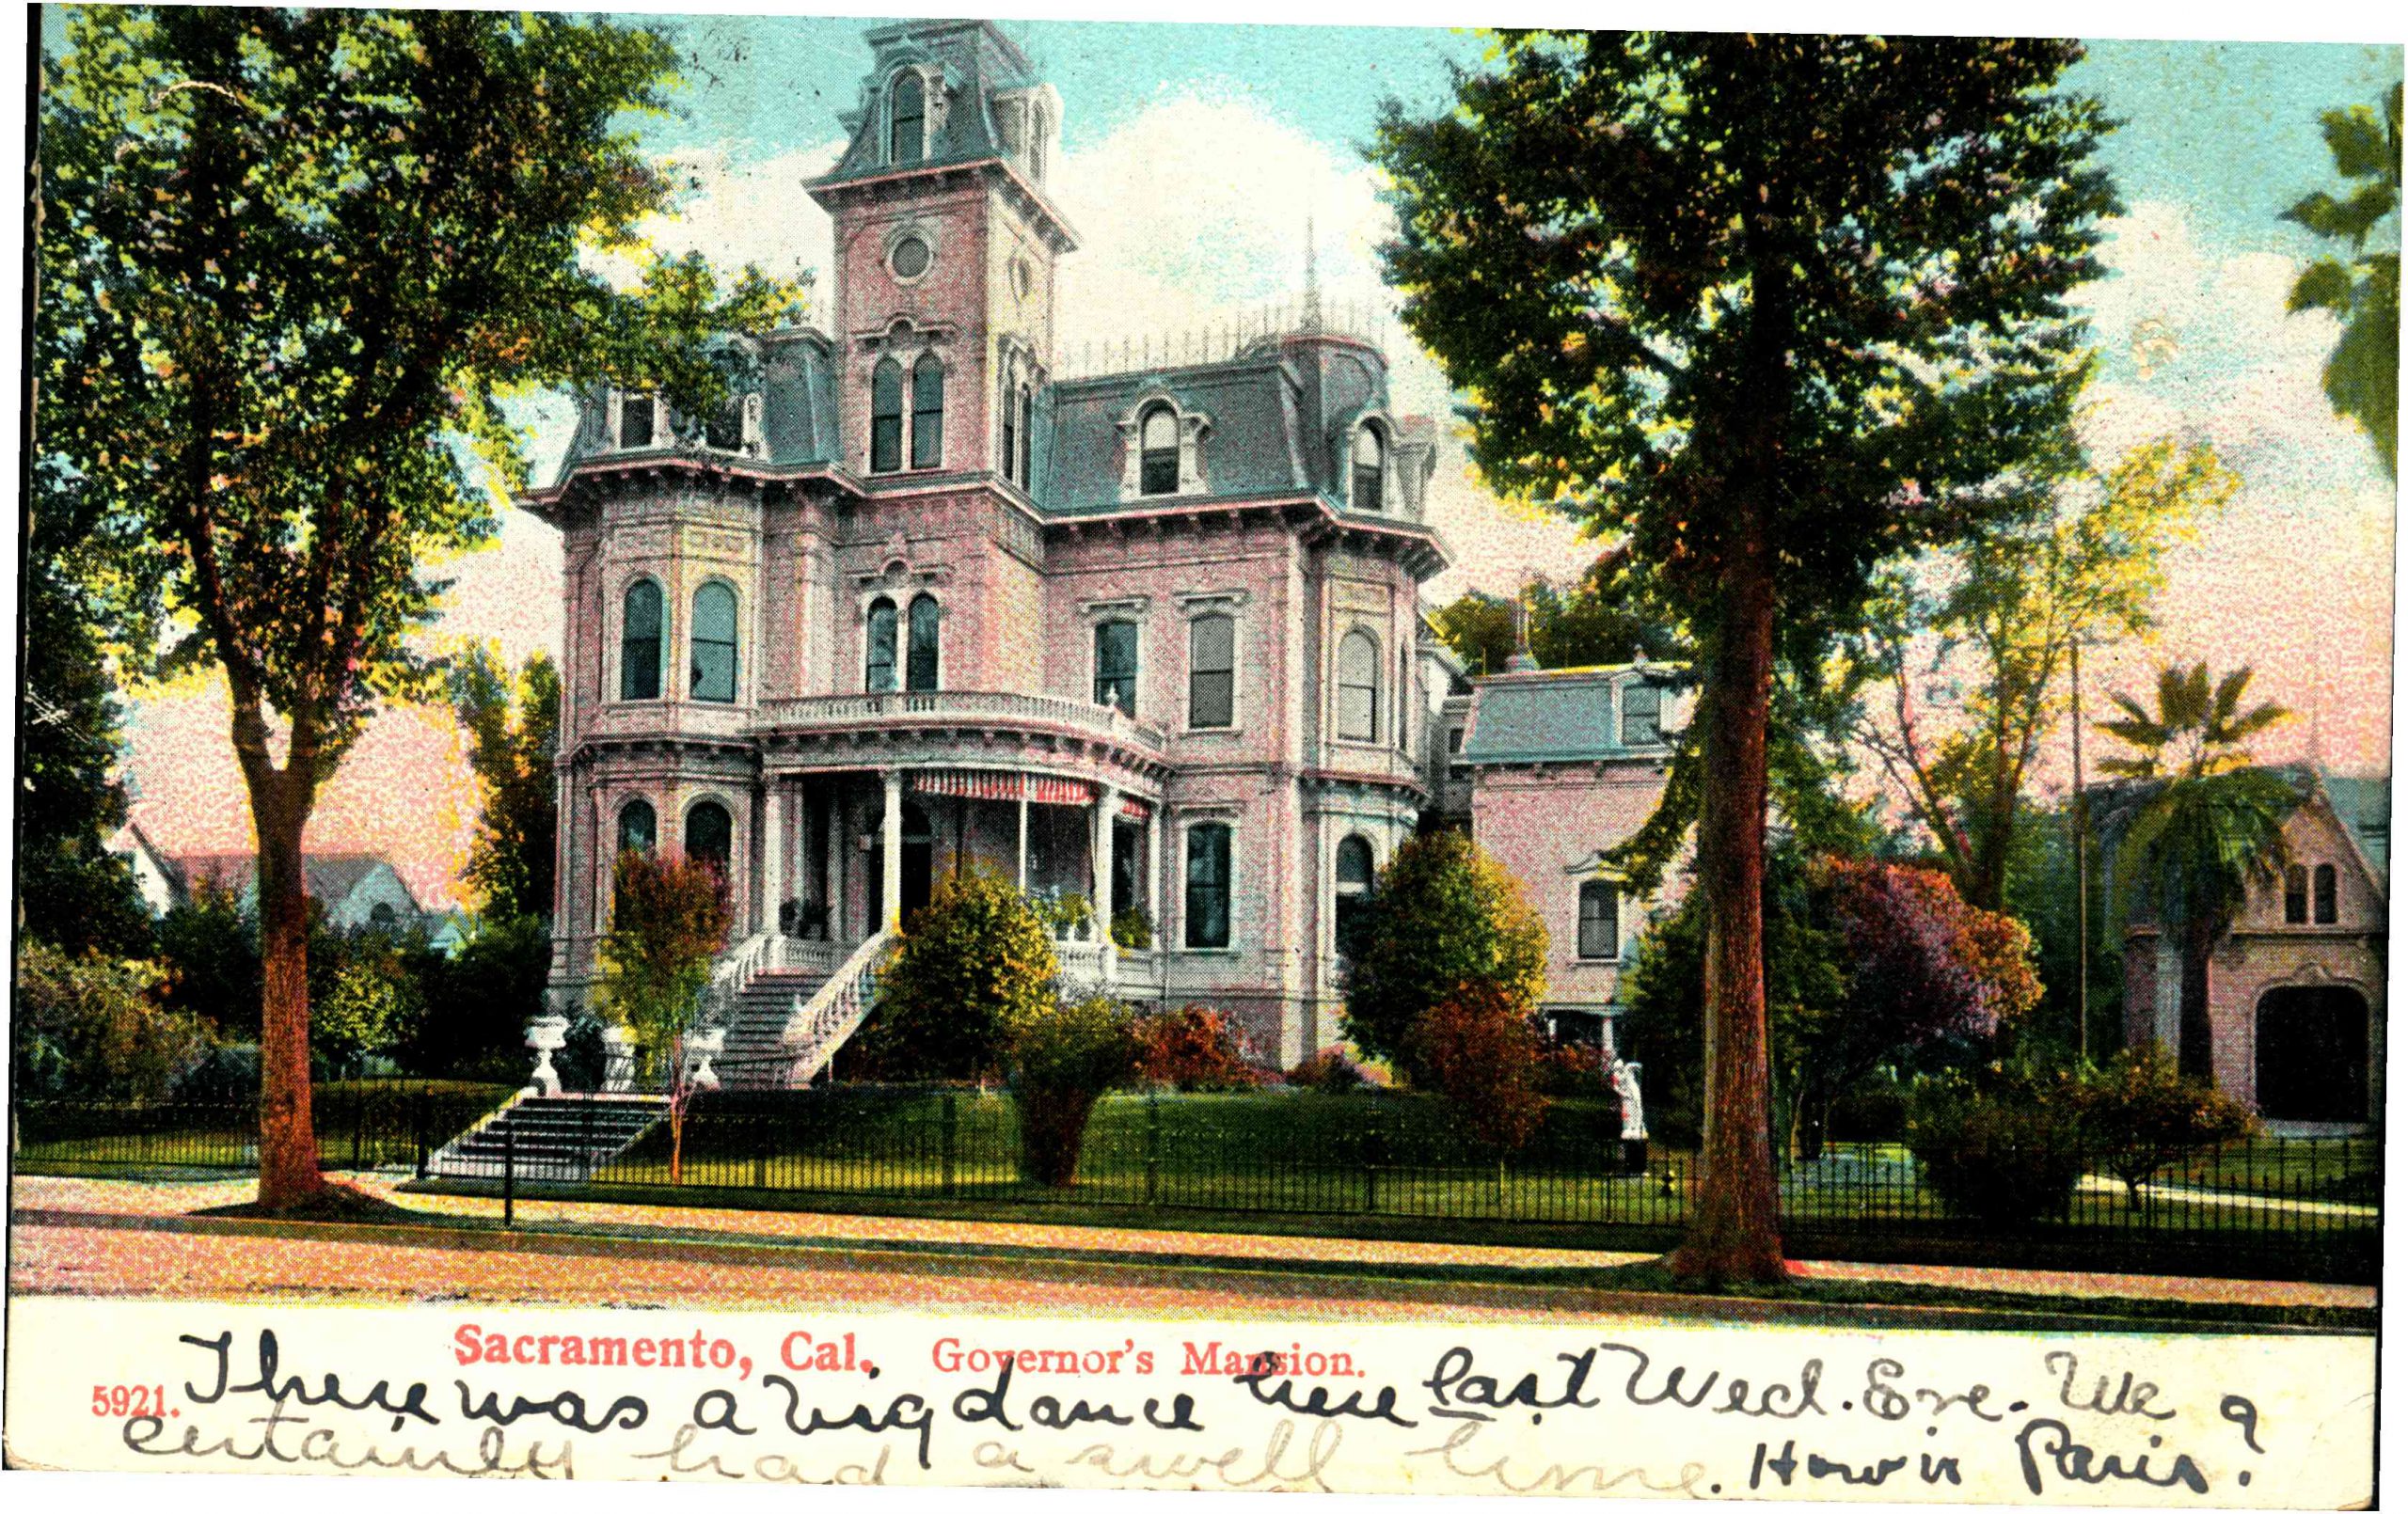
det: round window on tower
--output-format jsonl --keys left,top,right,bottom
{"left": 890, "top": 234, "right": 932, "bottom": 282}
{"left": 1009, "top": 258, "right": 1032, "bottom": 303}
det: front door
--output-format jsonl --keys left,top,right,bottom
{"left": 865, "top": 800, "right": 937, "bottom": 932}
{"left": 2257, "top": 986, "right": 2371, "bottom": 1122}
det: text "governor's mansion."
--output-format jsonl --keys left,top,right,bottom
{"left": 526, "top": 19, "right": 1688, "bottom": 1080}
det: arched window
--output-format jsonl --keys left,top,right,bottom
{"left": 911, "top": 355, "right": 944, "bottom": 469}
{"left": 1352, "top": 424, "right": 1385, "bottom": 512}
{"left": 889, "top": 71, "right": 925, "bottom": 165}
{"left": 1578, "top": 880, "right": 1620, "bottom": 959}
{"left": 1139, "top": 403, "right": 1180, "bottom": 495}
{"left": 686, "top": 800, "right": 733, "bottom": 878}
{"left": 1018, "top": 384, "right": 1035, "bottom": 486}
{"left": 2285, "top": 865, "right": 2310, "bottom": 924}
{"left": 907, "top": 593, "right": 942, "bottom": 692}
{"left": 690, "top": 581, "right": 738, "bottom": 703}
{"left": 2314, "top": 863, "right": 2339, "bottom": 924}
{"left": 865, "top": 596, "right": 899, "bottom": 691}
{"left": 869, "top": 358, "right": 904, "bottom": 474}
{"left": 618, "top": 799, "right": 657, "bottom": 856}
{"left": 1334, "top": 835, "right": 1374, "bottom": 960}
{"left": 1621, "top": 682, "right": 1662, "bottom": 746}
{"left": 1184, "top": 823, "right": 1231, "bottom": 949}
{"left": 999, "top": 372, "right": 1018, "bottom": 483}
{"left": 1337, "top": 628, "right": 1380, "bottom": 742}
{"left": 1188, "top": 613, "right": 1234, "bottom": 730}
{"left": 620, "top": 578, "right": 663, "bottom": 701}
{"left": 369, "top": 902, "right": 397, "bottom": 930}
{"left": 1094, "top": 620, "right": 1138, "bottom": 715}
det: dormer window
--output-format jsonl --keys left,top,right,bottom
{"left": 1139, "top": 404, "right": 1179, "bottom": 495}
{"left": 618, "top": 393, "right": 658, "bottom": 450}
{"left": 890, "top": 71, "right": 926, "bottom": 165}
{"left": 1029, "top": 104, "right": 1049, "bottom": 181}
{"left": 704, "top": 392, "right": 763, "bottom": 455}
{"left": 1352, "top": 424, "right": 1385, "bottom": 512}
{"left": 1621, "top": 683, "right": 1661, "bottom": 746}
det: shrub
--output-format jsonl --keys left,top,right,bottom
{"left": 315, "top": 950, "right": 423, "bottom": 1077}
{"left": 1343, "top": 831, "right": 1549, "bottom": 1087}
{"left": 1133, "top": 1004, "right": 1260, "bottom": 1091}
{"left": 402, "top": 912, "right": 552, "bottom": 1080}
{"left": 1829, "top": 1076, "right": 1911, "bottom": 1142}
{"left": 2077, "top": 1044, "right": 2256, "bottom": 1206}
{"left": 858, "top": 865, "right": 1057, "bottom": 1080}
{"left": 1030, "top": 888, "right": 1095, "bottom": 941}
{"left": 1405, "top": 980, "right": 1545, "bottom": 1150}
{"left": 1534, "top": 1043, "right": 1616, "bottom": 1099}
{"left": 1286, "top": 1048, "right": 1366, "bottom": 1094}
{"left": 11, "top": 939, "right": 214, "bottom": 1101}
{"left": 1906, "top": 1069, "right": 2087, "bottom": 1228}
{"left": 1005, "top": 995, "right": 1138, "bottom": 1186}
{"left": 1110, "top": 906, "right": 1154, "bottom": 951}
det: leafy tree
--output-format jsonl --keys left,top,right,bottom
{"left": 2095, "top": 664, "right": 2300, "bottom": 1082}
{"left": 1406, "top": 980, "right": 1547, "bottom": 1150}
{"left": 36, "top": 8, "right": 801, "bottom": 1209}
{"left": 600, "top": 851, "right": 732, "bottom": 1184}
{"left": 400, "top": 912, "right": 554, "bottom": 1080}
{"left": 2285, "top": 84, "right": 2401, "bottom": 476}
{"left": 2077, "top": 1044, "right": 2255, "bottom": 1209}
{"left": 1906, "top": 1065, "right": 2090, "bottom": 1229}
{"left": 1429, "top": 558, "right": 1689, "bottom": 675}
{"left": 858, "top": 866, "right": 1058, "bottom": 1081}
{"left": 1341, "top": 830, "right": 1547, "bottom": 1086}
{"left": 12, "top": 939, "right": 215, "bottom": 1101}
{"left": 450, "top": 646, "right": 562, "bottom": 924}
{"left": 1005, "top": 995, "right": 1139, "bottom": 1187}
{"left": 1848, "top": 440, "right": 2239, "bottom": 910}
{"left": 1375, "top": 32, "right": 2114, "bottom": 1280}
{"left": 314, "top": 948, "right": 422, "bottom": 1078}
{"left": 153, "top": 875, "right": 263, "bottom": 1038}
{"left": 15, "top": 470, "right": 152, "bottom": 957}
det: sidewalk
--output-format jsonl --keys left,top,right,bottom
{"left": 12, "top": 1171, "right": 2375, "bottom": 1321}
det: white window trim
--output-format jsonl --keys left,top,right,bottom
{"left": 1343, "top": 411, "right": 1396, "bottom": 513}
{"left": 688, "top": 576, "right": 746, "bottom": 706}
{"left": 1576, "top": 877, "right": 1624, "bottom": 963}
{"left": 885, "top": 64, "right": 943, "bottom": 166}
{"left": 675, "top": 790, "right": 745, "bottom": 872}
{"left": 611, "top": 389, "right": 668, "bottom": 452}
{"left": 613, "top": 572, "right": 671, "bottom": 705}
{"left": 1332, "top": 623, "right": 1385, "bottom": 747}
{"left": 1180, "top": 599, "right": 1245, "bottom": 735}
{"left": 1090, "top": 616, "right": 1143, "bottom": 716}
{"left": 1117, "top": 392, "right": 1212, "bottom": 501}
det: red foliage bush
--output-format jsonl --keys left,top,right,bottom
{"left": 1133, "top": 1004, "right": 1262, "bottom": 1091}
{"left": 1406, "top": 980, "right": 1545, "bottom": 1149}
{"left": 1285, "top": 1048, "right": 1368, "bottom": 1093}
{"left": 1534, "top": 1043, "right": 1616, "bottom": 1099}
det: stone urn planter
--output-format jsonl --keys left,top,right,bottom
{"left": 685, "top": 1026, "right": 726, "bottom": 1094}
{"left": 524, "top": 1014, "right": 570, "bottom": 1097}
{"left": 599, "top": 1023, "right": 636, "bottom": 1094}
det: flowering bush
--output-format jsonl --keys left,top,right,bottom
{"left": 1133, "top": 1004, "right": 1260, "bottom": 1091}
{"left": 1533, "top": 1043, "right": 1617, "bottom": 1100}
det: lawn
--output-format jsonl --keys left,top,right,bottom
{"left": 590, "top": 1090, "right": 2376, "bottom": 1242}
{"left": 13, "top": 1080, "right": 515, "bottom": 1173}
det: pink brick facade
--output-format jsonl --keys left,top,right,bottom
{"left": 2121, "top": 777, "right": 2388, "bottom": 1126}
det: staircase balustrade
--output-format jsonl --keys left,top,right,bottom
{"left": 779, "top": 929, "right": 898, "bottom": 1087}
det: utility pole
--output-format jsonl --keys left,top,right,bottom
{"left": 2071, "top": 638, "right": 2088, "bottom": 1066}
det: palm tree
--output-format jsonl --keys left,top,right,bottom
{"left": 2095, "top": 665, "right": 2299, "bottom": 1082}
{"left": 2285, "top": 84, "right": 2401, "bottom": 477}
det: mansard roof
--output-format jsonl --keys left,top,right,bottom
{"left": 1460, "top": 663, "right": 1690, "bottom": 765}
{"left": 817, "top": 20, "right": 1044, "bottom": 190}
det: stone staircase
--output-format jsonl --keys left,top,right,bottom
{"left": 717, "top": 968, "right": 834, "bottom": 1090}
{"left": 427, "top": 1094, "right": 666, "bottom": 1180}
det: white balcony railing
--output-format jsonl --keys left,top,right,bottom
{"left": 756, "top": 690, "right": 1168, "bottom": 751}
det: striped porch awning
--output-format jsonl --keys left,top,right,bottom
{"left": 911, "top": 769, "right": 1098, "bottom": 809}
{"left": 1117, "top": 795, "right": 1152, "bottom": 821}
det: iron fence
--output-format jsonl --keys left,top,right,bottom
{"left": 14, "top": 1084, "right": 512, "bottom": 1176}
{"left": 17, "top": 1088, "right": 2380, "bottom": 1271}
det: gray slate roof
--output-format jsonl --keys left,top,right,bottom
{"left": 1460, "top": 664, "right": 1686, "bottom": 765}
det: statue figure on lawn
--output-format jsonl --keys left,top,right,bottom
{"left": 1612, "top": 1057, "right": 1649, "bottom": 1175}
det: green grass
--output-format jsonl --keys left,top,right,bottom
{"left": 14, "top": 1080, "right": 515, "bottom": 1173}
{"left": 589, "top": 1090, "right": 2376, "bottom": 1240}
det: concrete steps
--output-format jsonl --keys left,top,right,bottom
{"left": 427, "top": 1094, "right": 666, "bottom": 1179}
{"left": 718, "top": 970, "right": 833, "bottom": 1090}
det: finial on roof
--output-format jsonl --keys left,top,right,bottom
{"left": 1302, "top": 211, "right": 1322, "bottom": 334}
{"left": 1632, "top": 645, "right": 1649, "bottom": 670}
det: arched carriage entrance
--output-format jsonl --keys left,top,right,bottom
{"left": 2255, "top": 985, "right": 2371, "bottom": 1122}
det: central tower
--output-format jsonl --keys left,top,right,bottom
{"left": 807, "top": 20, "right": 1075, "bottom": 491}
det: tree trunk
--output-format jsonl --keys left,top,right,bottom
{"left": 2178, "top": 918, "right": 2217, "bottom": 1083}
{"left": 1669, "top": 557, "right": 1787, "bottom": 1285}
{"left": 247, "top": 766, "right": 325, "bottom": 1210}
